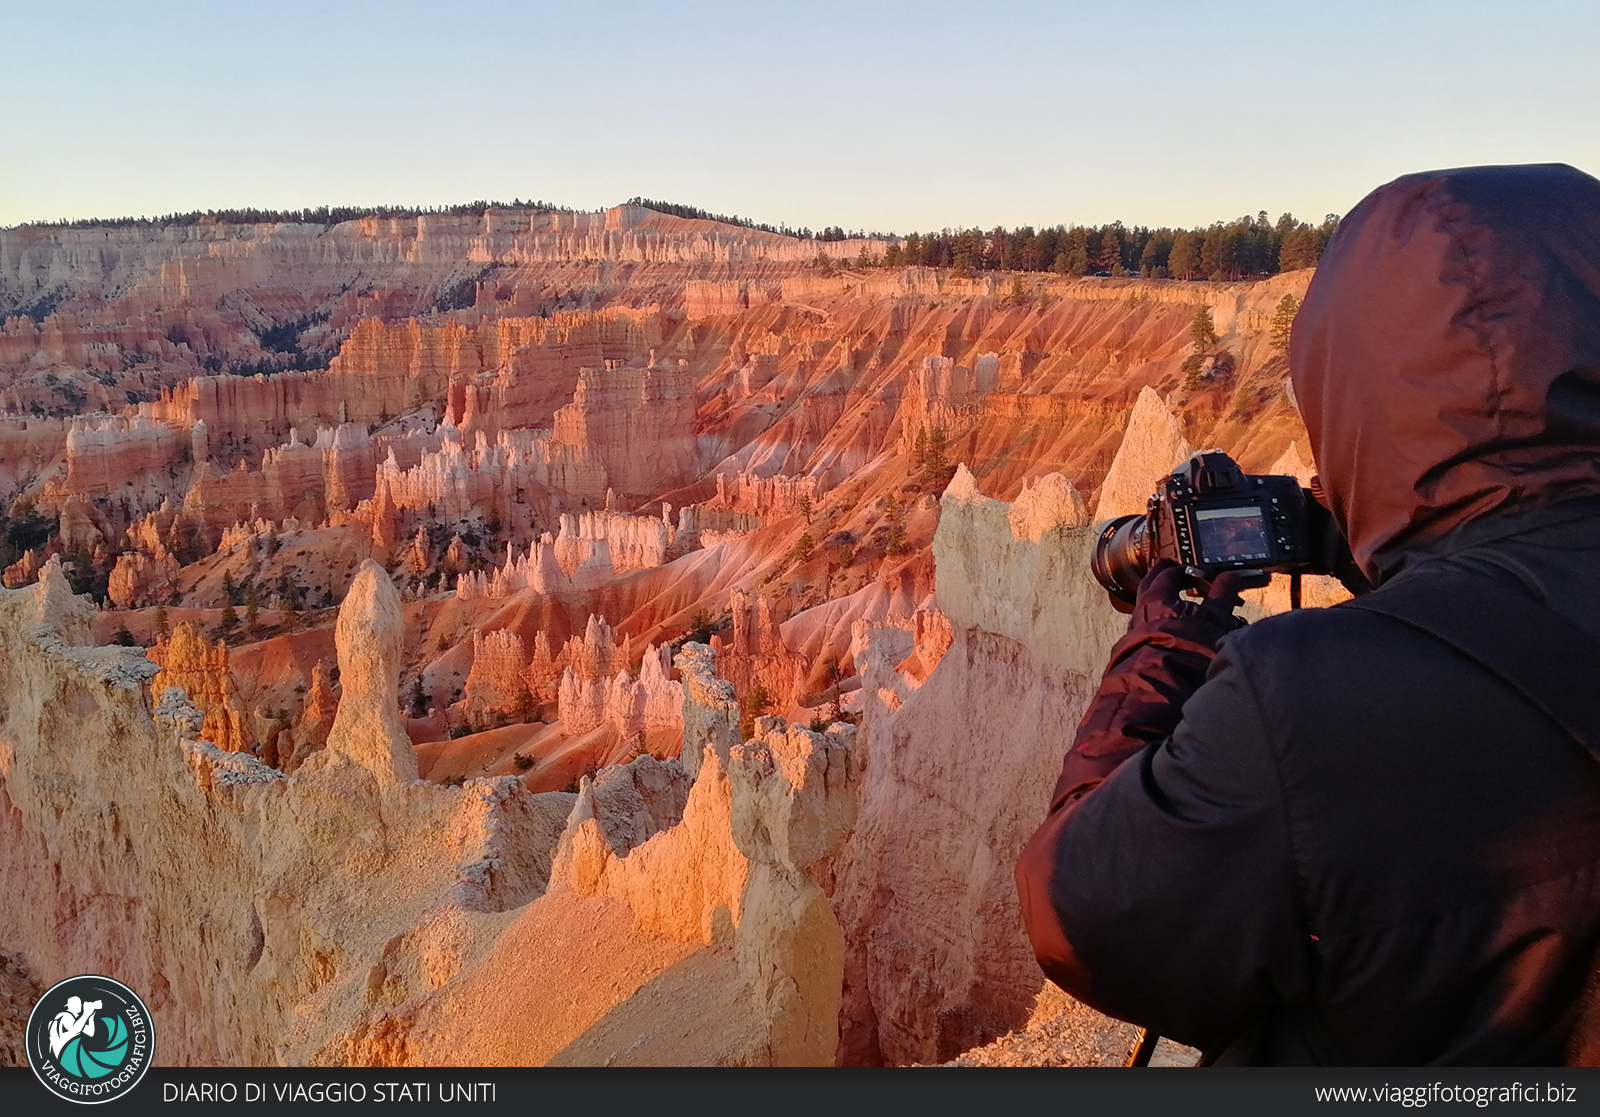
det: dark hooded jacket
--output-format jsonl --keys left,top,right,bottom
{"left": 1015, "top": 164, "right": 1600, "bottom": 1065}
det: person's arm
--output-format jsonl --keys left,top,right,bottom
{"left": 1049, "top": 566, "right": 1260, "bottom": 809}
{"left": 1016, "top": 568, "right": 1312, "bottom": 1052}
{"left": 1048, "top": 562, "right": 1262, "bottom": 813}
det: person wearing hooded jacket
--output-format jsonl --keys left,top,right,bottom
{"left": 1015, "top": 163, "right": 1600, "bottom": 1066}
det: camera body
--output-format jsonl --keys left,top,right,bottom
{"left": 1092, "top": 451, "right": 1358, "bottom": 608}
{"left": 1148, "top": 451, "right": 1312, "bottom": 573}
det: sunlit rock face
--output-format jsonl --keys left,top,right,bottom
{"left": 1093, "top": 386, "right": 1193, "bottom": 522}
{"left": 829, "top": 467, "right": 1125, "bottom": 1065}
{"left": 324, "top": 560, "right": 416, "bottom": 784}
{"left": 108, "top": 547, "right": 180, "bottom": 607}
{"left": 148, "top": 622, "right": 255, "bottom": 753}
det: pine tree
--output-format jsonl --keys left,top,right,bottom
{"left": 1200, "top": 225, "right": 1232, "bottom": 280}
{"left": 1094, "top": 227, "right": 1122, "bottom": 273}
{"left": 1270, "top": 294, "right": 1300, "bottom": 351}
{"left": 687, "top": 608, "right": 714, "bottom": 644}
{"left": 792, "top": 532, "right": 815, "bottom": 565}
{"left": 886, "top": 519, "right": 907, "bottom": 555}
{"left": 1139, "top": 235, "right": 1168, "bottom": 277}
{"left": 215, "top": 603, "right": 239, "bottom": 641}
{"left": 245, "top": 581, "right": 260, "bottom": 637}
{"left": 883, "top": 493, "right": 908, "bottom": 554}
{"left": 1279, "top": 225, "right": 1329, "bottom": 271}
{"left": 923, "top": 427, "right": 949, "bottom": 479}
{"left": 153, "top": 603, "right": 170, "bottom": 640}
{"left": 1062, "top": 229, "right": 1090, "bottom": 276}
{"left": 740, "top": 683, "right": 773, "bottom": 740}
{"left": 1190, "top": 305, "right": 1217, "bottom": 352}
{"left": 1168, "top": 233, "right": 1200, "bottom": 280}
{"left": 221, "top": 570, "right": 236, "bottom": 605}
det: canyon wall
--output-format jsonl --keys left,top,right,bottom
{"left": 0, "top": 199, "right": 1335, "bottom": 1068}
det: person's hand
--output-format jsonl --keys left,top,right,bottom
{"left": 1132, "top": 560, "right": 1271, "bottom": 644}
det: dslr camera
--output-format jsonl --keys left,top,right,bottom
{"left": 1091, "top": 450, "right": 1364, "bottom": 610}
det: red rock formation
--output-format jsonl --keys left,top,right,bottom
{"left": 564, "top": 615, "right": 620, "bottom": 680}
{"left": 2, "top": 549, "right": 42, "bottom": 588}
{"left": 708, "top": 471, "right": 821, "bottom": 518}
{"left": 108, "top": 546, "right": 180, "bottom": 607}
{"left": 59, "top": 417, "right": 190, "bottom": 507}
{"left": 283, "top": 660, "right": 339, "bottom": 772}
{"left": 895, "top": 606, "right": 953, "bottom": 685}
{"left": 0, "top": 418, "right": 69, "bottom": 504}
{"left": 444, "top": 533, "right": 466, "bottom": 571}
{"left": 399, "top": 527, "right": 430, "bottom": 576}
{"left": 326, "top": 317, "right": 480, "bottom": 399}
{"left": 56, "top": 494, "right": 107, "bottom": 551}
{"left": 555, "top": 510, "right": 669, "bottom": 574}
{"left": 831, "top": 467, "right": 1122, "bottom": 1066}
{"left": 543, "top": 359, "right": 698, "bottom": 502}
{"left": 713, "top": 590, "right": 805, "bottom": 713}
{"left": 524, "top": 630, "right": 561, "bottom": 701}
{"left": 368, "top": 476, "right": 399, "bottom": 549}
{"left": 447, "top": 335, "right": 600, "bottom": 438}
{"left": 898, "top": 355, "right": 988, "bottom": 454}
{"left": 673, "top": 504, "right": 763, "bottom": 552}
{"left": 376, "top": 427, "right": 523, "bottom": 522}
{"left": 464, "top": 629, "right": 528, "bottom": 716}
{"left": 557, "top": 642, "right": 683, "bottom": 749}
{"left": 148, "top": 623, "right": 254, "bottom": 753}
{"left": 174, "top": 421, "right": 392, "bottom": 532}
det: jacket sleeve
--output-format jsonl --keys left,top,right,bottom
{"left": 1046, "top": 584, "right": 1231, "bottom": 814}
{"left": 1015, "top": 636, "right": 1313, "bottom": 1053}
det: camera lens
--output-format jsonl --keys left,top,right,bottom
{"left": 1091, "top": 515, "right": 1149, "bottom": 607}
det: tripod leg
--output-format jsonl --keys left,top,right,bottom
{"left": 1125, "top": 1028, "right": 1159, "bottom": 1067}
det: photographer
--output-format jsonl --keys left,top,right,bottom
{"left": 1015, "top": 164, "right": 1600, "bottom": 1065}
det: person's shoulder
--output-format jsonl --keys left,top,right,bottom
{"left": 1227, "top": 598, "right": 1385, "bottom": 658}
{"left": 1219, "top": 598, "right": 1438, "bottom": 700}
{"left": 1202, "top": 604, "right": 1423, "bottom": 749}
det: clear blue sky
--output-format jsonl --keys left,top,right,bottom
{"left": 4, "top": 0, "right": 1597, "bottom": 232}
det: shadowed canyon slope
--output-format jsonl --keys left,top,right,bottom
{"left": 0, "top": 204, "right": 1325, "bottom": 1065}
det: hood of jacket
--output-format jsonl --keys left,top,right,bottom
{"left": 1290, "top": 163, "right": 1600, "bottom": 582}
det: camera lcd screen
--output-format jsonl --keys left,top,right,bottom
{"left": 1193, "top": 505, "right": 1272, "bottom": 563}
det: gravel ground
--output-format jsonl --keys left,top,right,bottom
{"left": 942, "top": 983, "right": 1200, "bottom": 1068}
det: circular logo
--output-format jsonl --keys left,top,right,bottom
{"left": 25, "top": 975, "right": 154, "bottom": 1104}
